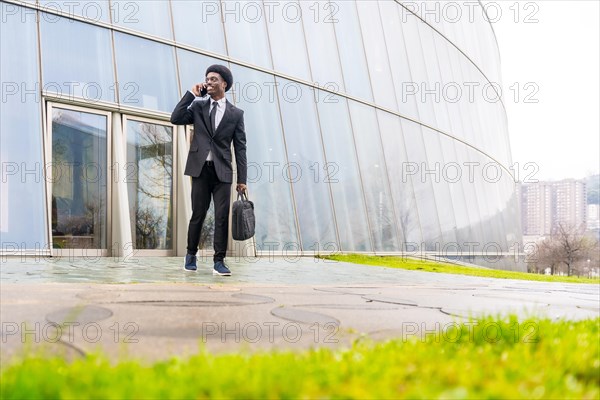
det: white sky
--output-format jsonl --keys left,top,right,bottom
{"left": 487, "top": 0, "right": 600, "bottom": 181}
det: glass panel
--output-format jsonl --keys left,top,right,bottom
{"left": 332, "top": 1, "right": 372, "bottom": 102}
{"left": 402, "top": 15, "right": 437, "bottom": 129}
{"left": 300, "top": 0, "right": 345, "bottom": 93}
{"left": 39, "top": 0, "right": 110, "bottom": 23}
{"left": 468, "top": 151, "right": 495, "bottom": 248}
{"left": 436, "top": 133, "right": 472, "bottom": 246}
{"left": 348, "top": 101, "right": 399, "bottom": 251}
{"left": 200, "top": 202, "right": 215, "bottom": 251}
{"left": 222, "top": 0, "right": 272, "bottom": 69}
{"left": 355, "top": 1, "right": 397, "bottom": 111}
{"left": 450, "top": 140, "right": 484, "bottom": 247}
{"left": 126, "top": 120, "right": 173, "bottom": 250}
{"left": 400, "top": 119, "right": 442, "bottom": 249}
{"left": 0, "top": 4, "right": 47, "bottom": 251}
{"left": 459, "top": 145, "right": 487, "bottom": 250}
{"left": 177, "top": 49, "right": 220, "bottom": 97}
{"left": 481, "top": 156, "right": 508, "bottom": 252}
{"left": 40, "top": 15, "right": 115, "bottom": 102}
{"left": 171, "top": 0, "right": 226, "bottom": 55}
{"left": 377, "top": 110, "right": 422, "bottom": 246}
{"left": 230, "top": 66, "right": 299, "bottom": 251}
{"left": 51, "top": 108, "right": 107, "bottom": 250}
{"left": 447, "top": 43, "right": 476, "bottom": 146}
{"left": 418, "top": 126, "right": 458, "bottom": 244}
{"left": 111, "top": 0, "right": 172, "bottom": 39}
{"left": 418, "top": 24, "right": 451, "bottom": 133}
{"left": 265, "top": 0, "right": 310, "bottom": 81}
{"left": 460, "top": 62, "right": 484, "bottom": 153}
{"left": 501, "top": 176, "right": 522, "bottom": 252}
{"left": 276, "top": 77, "right": 337, "bottom": 251}
{"left": 317, "top": 95, "right": 371, "bottom": 251}
{"left": 434, "top": 29, "right": 467, "bottom": 143}
{"left": 114, "top": 32, "right": 179, "bottom": 112}
{"left": 378, "top": 0, "right": 420, "bottom": 121}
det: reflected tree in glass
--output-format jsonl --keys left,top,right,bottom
{"left": 126, "top": 121, "right": 173, "bottom": 250}
{"left": 51, "top": 108, "right": 107, "bottom": 249}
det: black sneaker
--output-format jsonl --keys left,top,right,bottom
{"left": 213, "top": 261, "right": 231, "bottom": 276}
{"left": 184, "top": 254, "right": 197, "bottom": 271}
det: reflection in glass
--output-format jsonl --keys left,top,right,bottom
{"left": 355, "top": 1, "right": 397, "bottom": 111}
{"left": 300, "top": 1, "right": 345, "bottom": 92}
{"left": 222, "top": 0, "right": 272, "bottom": 70}
{"left": 418, "top": 24, "right": 451, "bottom": 134}
{"left": 126, "top": 120, "right": 173, "bottom": 250}
{"left": 1, "top": 5, "right": 47, "bottom": 249}
{"left": 177, "top": 49, "right": 222, "bottom": 98}
{"left": 420, "top": 127, "right": 458, "bottom": 245}
{"left": 265, "top": 0, "right": 311, "bottom": 81}
{"left": 276, "top": 77, "right": 338, "bottom": 251}
{"left": 230, "top": 66, "right": 299, "bottom": 251}
{"left": 39, "top": 1, "right": 110, "bottom": 23}
{"left": 171, "top": 0, "right": 226, "bottom": 55}
{"left": 111, "top": 0, "right": 172, "bottom": 39}
{"left": 40, "top": 15, "right": 115, "bottom": 102}
{"left": 348, "top": 101, "right": 399, "bottom": 251}
{"left": 317, "top": 96, "right": 371, "bottom": 251}
{"left": 51, "top": 108, "right": 107, "bottom": 249}
{"left": 400, "top": 119, "right": 442, "bottom": 249}
{"left": 402, "top": 15, "right": 437, "bottom": 129}
{"left": 377, "top": 110, "right": 422, "bottom": 246}
{"left": 332, "top": 1, "right": 373, "bottom": 102}
{"left": 378, "top": 0, "right": 420, "bottom": 120}
{"left": 199, "top": 203, "right": 215, "bottom": 251}
{"left": 114, "top": 32, "right": 178, "bottom": 112}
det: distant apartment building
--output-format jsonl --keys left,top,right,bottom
{"left": 520, "top": 182, "right": 553, "bottom": 236}
{"left": 520, "top": 179, "right": 587, "bottom": 236}
{"left": 553, "top": 179, "right": 587, "bottom": 230}
{"left": 588, "top": 204, "right": 600, "bottom": 231}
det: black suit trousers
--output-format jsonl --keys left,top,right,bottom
{"left": 187, "top": 164, "right": 231, "bottom": 262}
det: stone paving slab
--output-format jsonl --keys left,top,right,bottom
{"left": 1, "top": 257, "right": 598, "bottom": 363}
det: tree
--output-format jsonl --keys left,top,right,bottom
{"left": 573, "top": 234, "right": 600, "bottom": 277}
{"left": 527, "top": 223, "right": 599, "bottom": 276}
{"left": 554, "top": 223, "right": 590, "bottom": 276}
{"left": 529, "top": 238, "right": 561, "bottom": 275}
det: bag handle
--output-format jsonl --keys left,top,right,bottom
{"left": 237, "top": 191, "right": 249, "bottom": 201}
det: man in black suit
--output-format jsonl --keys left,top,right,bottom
{"left": 170, "top": 64, "right": 247, "bottom": 276}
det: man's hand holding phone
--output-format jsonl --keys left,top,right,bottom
{"left": 191, "top": 83, "right": 208, "bottom": 97}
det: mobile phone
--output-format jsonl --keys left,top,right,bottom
{"left": 200, "top": 85, "right": 208, "bottom": 97}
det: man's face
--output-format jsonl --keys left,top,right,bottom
{"left": 205, "top": 72, "right": 226, "bottom": 97}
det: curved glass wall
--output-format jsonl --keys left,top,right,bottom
{"left": 0, "top": 0, "right": 523, "bottom": 270}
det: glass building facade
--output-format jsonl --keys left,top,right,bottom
{"left": 0, "top": 0, "right": 524, "bottom": 270}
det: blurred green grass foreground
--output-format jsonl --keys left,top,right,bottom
{"left": 1, "top": 316, "right": 598, "bottom": 399}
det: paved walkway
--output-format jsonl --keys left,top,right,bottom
{"left": 1, "top": 257, "right": 598, "bottom": 362}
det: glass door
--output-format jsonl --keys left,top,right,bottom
{"left": 124, "top": 116, "right": 175, "bottom": 255}
{"left": 47, "top": 104, "right": 111, "bottom": 256}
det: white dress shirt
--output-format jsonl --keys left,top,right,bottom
{"left": 206, "top": 96, "right": 226, "bottom": 161}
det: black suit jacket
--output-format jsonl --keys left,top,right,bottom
{"left": 170, "top": 91, "right": 247, "bottom": 184}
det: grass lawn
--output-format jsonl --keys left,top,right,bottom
{"left": 1, "top": 316, "right": 598, "bottom": 399}
{"left": 320, "top": 254, "right": 600, "bottom": 284}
